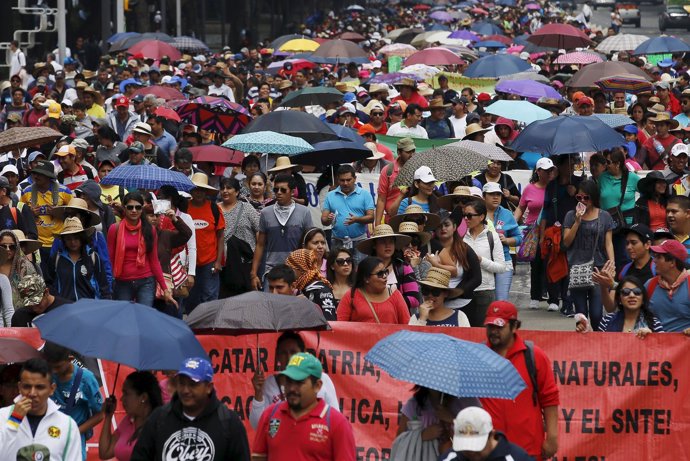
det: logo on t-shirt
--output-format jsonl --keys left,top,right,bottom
{"left": 193, "top": 219, "right": 209, "bottom": 230}
{"left": 269, "top": 418, "right": 281, "bottom": 438}
{"left": 162, "top": 427, "right": 215, "bottom": 461}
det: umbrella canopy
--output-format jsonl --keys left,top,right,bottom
{"left": 596, "top": 34, "right": 649, "bottom": 53}
{"left": 154, "top": 106, "right": 181, "bottom": 122}
{"left": 133, "top": 85, "right": 185, "bottom": 101}
{"left": 553, "top": 51, "right": 604, "bottom": 65}
{"left": 483, "top": 34, "right": 512, "bottom": 45}
{"left": 175, "top": 96, "right": 252, "bottom": 135}
{"left": 633, "top": 36, "right": 690, "bottom": 55}
{"left": 448, "top": 30, "right": 480, "bottom": 42}
{"left": 405, "top": 47, "right": 465, "bottom": 66}
{"left": 592, "top": 113, "right": 635, "bottom": 128}
{"left": 367, "top": 72, "right": 424, "bottom": 84}
{"left": 567, "top": 61, "right": 651, "bottom": 88}
{"left": 188, "top": 145, "right": 244, "bottom": 165}
{"left": 495, "top": 79, "right": 562, "bottom": 100}
{"left": 109, "top": 32, "right": 174, "bottom": 52}
{"left": 280, "top": 38, "right": 321, "bottom": 52}
{"left": 595, "top": 74, "right": 654, "bottom": 94}
{"left": 510, "top": 115, "right": 626, "bottom": 155}
{"left": 447, "top": 140, "right": 513, "bottom": 161}
{"left": 498, "top": 71, "right": 550, "bottom": 83}
{"left": 101, "top": 164, "right": 196, "bottom": 191}
{"left": 34, "top": 299, "right": 207, "bottom": 370}
{"left": 309, "top": 39, "right": 369, "bottom": 64}
{"left": 400, "top": 64, "right": 443, "bottom": 80}
{"left": 171, "top": 36, "right": 209, "bottom": 53}
{"left": 470, "top": 21, "right": 504, "bottom": 36}
{"left": 485, "top": 100, "right": 553, "bottom": 124}
{"left": 393, "top": 144, "right": 492, "bottom": 187}
{"left": 186, "top": 292, "right": 330, "bottom": 334}
{"left": 337, "top": 31, "right": 366, "bottom": 42}
{"left": 0, "top": 338, "right": 42, "bottom": 364}
{"left": 410, "top": 31, "right": 449, "bottom": 47}
{"left": 474, "top": 41, "right": 507, "bottom": 49}
{"left": 527, "top": 23, "right": 593, "bottom": 50}
{"left": 223, "top": 131, "right": 314, "bottom": 155}
{"left": 378, "top": 43, "right": 418, "bottom": 58}
{"left": 463, "top": 54, "right": 531, "bottom": 78}
{"left": 270, "top": 34, "right": 307, "bottom": 50}
{"left": 430, "top": 11, "right": 453, "bottom": 22}
{"left": 242, "top": 111, "right": 339, "bottom": 144}
{"left": 365, "top": 331, "right": 526, "bottom": 399}
{"left": 0, "top": 127, "right": 63, "bottom": 153}
{"left": 291, "top": 125, "right": 370, "bottom": 166}
{"left": 107, "top": 31, "right": 139, "bottom": 44}
{"left": 127, "top": 39, "right": 181, "bottom": 61}
{"left": 278, "top": 87, "right": 344, "bottom": 108}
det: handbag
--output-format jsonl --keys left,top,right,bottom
{"left": 606, "top": 173, "right": 628, "bottom": 233}
{"left": 568, "top": 211, "right": 601, "bottom": 290}
{"left": 516, "top": 225, "right": 539, "bottom": 262}
{"left": 155, "top": 274, "right": 175, "bottom": 300}
{"left": 170, "top": 252, "right": 190, "bottom": 298}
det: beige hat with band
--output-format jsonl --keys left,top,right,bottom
{"left": 419, "top": 267, "right": 462, "bottom": 298}
{"left": 356, "top": 224, "right": 411, "bottom": 255}
{"left": 389, "top": 204, "right": 441, "bottom": 231}
{"left": 58, "top": 216, "right": 96, "bottom": 238}
{"left": 191, "top": 172, "right": 219, "bottom": 192}
{"left": 397, "top": 221, "right": 432, "bottom": 246}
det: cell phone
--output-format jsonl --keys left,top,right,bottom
{"left": 576, "top": 202, "right": 586, "bottom": 213}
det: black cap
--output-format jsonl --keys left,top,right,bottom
{"left": 451, "top": 95, "right": 469, "bottom": 105}
{"left": 653, "top": 227, "right": 675, "bottom": 241}
{"left": 623, "top": 223, "right": 653, "bottom": 243}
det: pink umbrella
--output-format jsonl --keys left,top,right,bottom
{"left": 554, "top": 51, "right": 605, "bottom": 65}
{"left": 128, "top": 39, "right": 181, "bottom": 61}
{"left": 525, "top": 3, "right": 541, "bottom": 9}
{"left": 527, "top": 23, "right": 593, "bottom": 50}
{"left": 154, "top": 106, "right": 181, "bottom": 122}
{"left": 470, "top": 7, "right": 489, "bottom": 15}
{"left": 483, "top": 34, "right": 512, "bottom": 45}
{"left": 133, "top": 85, "right": 184, "bottom": 101}
{"left": 506, "top": 45, "right": 525, "bottom": 54}
{"left": 405, "top": 47, "right": 465, "bottom": 66}
{"left": 188, "top": 145, "right": 244, "bottom": 165}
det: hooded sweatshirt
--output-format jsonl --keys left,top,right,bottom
{"left": 484, "top": 117, "right": 517, "bottom": 146}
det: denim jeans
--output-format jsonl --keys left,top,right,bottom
{"left": 570, "top": 285, "right": 603, "bottom": 331}
{"left": 495, "top": 270, "right": 513, "bottom": 301}
{"left": 185, "top": 262, "right": 219, "bottom": 314}
{"left": 114, "top": 276, "right": 156, "bottom": 307}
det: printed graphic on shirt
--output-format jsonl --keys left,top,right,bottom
{"left": 269, "top": 418, "right": 281, "bottom": 438}
{"left": 309, "top": 422, "right": 330, "bottom": 443}
{"left": 193, "top": 219, "right": 210, "bottom": 230}
{"left": 16, "top": 444, "right": 50, "bottom": 461}
{"left": 162, "top": 427, "right": 215, "bottom": 461}
{"left": 48, "top": 426, "right": 61, "bottom": 438}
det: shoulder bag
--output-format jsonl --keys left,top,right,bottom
{"left": 357, "top": 289, "right": 381, "bottom": 324}
{"left": 568, "top": 211, "right": 601, "bottom": 290}
{"left": 606, "top": 174, "right": 628, "bottom": 234}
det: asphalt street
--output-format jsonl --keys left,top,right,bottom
{"left": 589, "top": 1, "right": 690, "bottom": 40}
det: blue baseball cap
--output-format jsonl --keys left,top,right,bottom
{"left": 28, "top": 151, "right": 46, "bottom": 163}
{"left": 178, "top": 357, "right": 214, "bottom": 382}
{"left": 622, "top": 141, "right": 637, "bottom": 158}
{"left": 622, "top": 124, "right": 638, "bottom": 135}
{"left": 343, "top": 92, "right": 356, "bottom": 103}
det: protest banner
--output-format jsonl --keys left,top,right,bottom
{"left": 428, "top": 72, "right": 498, "bottom": 95}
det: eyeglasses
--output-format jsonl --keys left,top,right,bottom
{"left": 335, "top": 257, "right": 353, "bottom": 266}
{"left": 421, "top": 286, "right": 444, "bottom": 297}
{"left": 371, "top": 112, "right": 384, "bottom": 116}
{"left": 464, "top": 213, "right": 481, "bottom": 219}
{"left": 371, "top": 269, "right": 390, "bottom": 279}
{"left": 273, "top": 187, "right": 290, "bottom": 194}
{"left": 620, "top": 287, "right": 643, "bottom": 297}
{"left": 125, "top": 205, "right": 143, "bottom": 211}
{"left": 0, "top": 244, "right": 16, "bottom": 251}
{"left": 575, "top": 194, "right": 590, "bottom": 202}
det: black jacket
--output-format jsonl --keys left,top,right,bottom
{"left": 131, "top": 391, "right": 250, "bottom": 461}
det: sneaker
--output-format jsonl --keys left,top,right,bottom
{"left": 547, "top": 303, "right": 559, "bottom": 312}
{"left": 529, "top": 300, "right": 540, "bottom": 309}
{"left": 560, "top": 307, "right": 575, "bottom": 318}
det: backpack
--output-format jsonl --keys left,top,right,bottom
{"left": 645, "top": 275, "right": 690, "bottom": 299}
{"left": 523, "top": 340, "right": 539, "bottom": 407}
{"left": 209, "top": 201, "right": 220, "bottom": 227}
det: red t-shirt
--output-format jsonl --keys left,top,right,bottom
{"left": 187, "top": 201, "right": 225, "bottom": 266}
{"left": 641, "top": 135, "right": 681, "bottom": 170}
{"left": 391, "top": 91, "right": 429, "bottom": 109}
{"left": 377, "top": 161, "right": 402, "bottom": 222}
{"left": 648, "top": 199, "right": 667, "bottom": 231}
{"left": 253, "top": 399, "right": 356, "bottom": 461}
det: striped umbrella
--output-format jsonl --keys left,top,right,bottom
{"left": 101, "top": 165, "right": 196, "bottom": 191}
{"left": 171, "top": 36, "right": 209, "bottom": 53}
{"left": 222, "top": 131, "right": 314, "bottom": 155}
{"left": 596, "top": 34, "right": 649, "bottom": 53}
{"left": 174, "top": 96, "right": 252, "bottom": 135}
{"left": 554, "top": 51, "right": 604, "bottom": 65}
{"left": 594, "top": 74, "right": 654, "bottom": 94}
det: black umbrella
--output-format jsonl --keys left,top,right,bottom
{"left": 109, "top": 32, "right": 174, "bottom": 52}
{"left": 278, "top": 87, "right": 345, "bottom": 108}
{"left": 241, "top": 111, "right": 339, "bottom": 144}
{"left": 185, "top": 292, "right": 331, "bottom": 334}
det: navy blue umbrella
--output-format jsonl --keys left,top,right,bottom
{"left": 474, "top": 41, "right": 508, "bottom": 49}
{"left": 101, "top": 164, "right": 196, "bottom": 192}
{"left": 292, "top": 136, "right": 370, "bottom": 166}
{"left": 633, "top": 36, "right": 690, "bottom": 55}
{"left": 33, "top": 299, "right": 207, "bottom": 371}
{"left": 470, "top": 21, "right": 504, "bottom": 36}
{"left": 510, "top": 115, "right": 626, "bottom": 155}
{"left": 463, "top": 54, "right": 531, "bottom": 78}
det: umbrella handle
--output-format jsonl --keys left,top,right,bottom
{"left": 112, "top": 363, "right": 121, "bottom": 391}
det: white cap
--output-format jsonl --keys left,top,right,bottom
{"left": 161, "top": 75, "right": 173, "bottom": 84}
{"left": 339, "top": 103, "right": 356, "bottom": 115}
{"left": 483, "top": 182, "right": 502, "bottom": 194}
{"left": 452, "top": 407, "right": 493, "bottom": 452}
{"left": 414, "top": 165, "right": 437, "bottom": 183}
{"left": 536, "top": 157, "right": 555, "bottom": 170}
{"left": 671, "top": 143, "right": 689, "bottom": 157}
{"left": 364, "top": 142, "right": 385, "bottom": 160}
{"left": 469, "top": 186, "right": 483, "bottom": 198}
{"left": 193, "top": 54, "right": 207, "bottom": 62}
{"left": 519, "top": 51, "right": 530, "bottom": 60}
{"left": 0, "top": 164, "right": 19, "bottom": 176}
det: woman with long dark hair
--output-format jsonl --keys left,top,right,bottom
{"left": 326, "top": 248, "right": 355, "bottom": 305}
{"left": 634, "top": 170, "right": 668, "bottom": 230}
{"left": 107, "top": 191, "right": 175, "bottom": 307}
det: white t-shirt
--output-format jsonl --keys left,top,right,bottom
{"left": 450, "top": 115, "right": 467, "bottom": 139}
{"left": 387, "top": 121, "right": 429, "bottom": 139}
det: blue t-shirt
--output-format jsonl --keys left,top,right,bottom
{"left": 323, "top": 186, "right": 374, "bottom": 239}
{"left": 646, "top": 277, "right": 690, "bottom": 332}
{"left": 398, "top": 197, "right": 430, "bottom": 215}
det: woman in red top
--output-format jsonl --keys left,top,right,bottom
{"left": 107, "top": 191, "right": 175, "bottom": 307}
{"left": 337, "top": 256, "right": 410, "bottom": 324}
{"left": 634, "top": 170, "right": 668, "bottom": 231}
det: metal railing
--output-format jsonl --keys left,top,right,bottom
{"left": 0, "top": 0, "right": 58, "bottom": 75}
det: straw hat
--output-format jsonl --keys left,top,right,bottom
{"left": 12, "top": 229, "right": 41, "bottom": 255}
{"left": 83, "top": 86, "right": 104, "bottom": 105}
{"left": 277, "top": 80, "right": 293, "bottom": 90}
{"left": 428, "top": 97, "right": 450, "bottom": 109}
{"left": 190, "top": 172, "right": 219, "bottom": 192}
{"left": 649, "top": 112, "right": 680, "bottom": 129}
{"left": 393, "top": 78, "right": 417, "bottom": 88}
{"left": 51, "top": 197, "right": 102, "bottom": 227}
{"left": 269, "top": 156, "right": 302, "bottom": 173}
{"left": 368, "top": 83, "right": 389, "bottom": 95}
{"left": 418, "top": 267, "right": 461, "bottom": 298}
{"left": 389, "top": 204, "right": 441, "bottom": 231}
{"left": 462, "top": 123, "right": 491, "bottom": 140}
{"left": 398, "top": 221, "right": 432, "bottom": 246}
{"left": 356, "top": 224, "right": 411, "bottom": 255}
{"left": 58, "top": 217, "right": 95, "bottom": 238}
{"left": 364, "top": 142, "right": 385, "bottom": 160}
{"left": 438, "top": 185, "right": 483, "bottom": 211}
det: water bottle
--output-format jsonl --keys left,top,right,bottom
{"left": 653, "top": 138, "right": 664, "bottom": 155}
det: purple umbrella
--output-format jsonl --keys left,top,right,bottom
{"left": 367, "top": 72, "right": 425, "bottom": 84}
{"left": 525, "top": 3, "right": 541, "bottom": 9}
{"left": 449, "top": 30, "right": 480, "bottom": 42}
{"left": 495, "top": 79, "right": 562, "bottom": 101}
{"left": 429, "top": 11, "right": 453, "bottom": 22}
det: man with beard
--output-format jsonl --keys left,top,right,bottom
{"left": 252, "top": 352, "right": 355, "bottom": 461}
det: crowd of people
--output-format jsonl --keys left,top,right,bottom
{"left": 3, "top": 0, "right": 690, "bottom": 459}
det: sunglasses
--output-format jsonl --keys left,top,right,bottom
{"left": 371, "top": 269, "right": 390, "bottom": 279}
{"left": 0, "top": 244, "right": 16, "bottom": 251}
{"left": 335, "top": 257, "right": 353, "bottom": 266}
{"left": 125, "top": 205, "right": 143, "bottom": 211}
{"left": 371, "top": 112, "right": 384, "bottom": 116}
{"left": 575, "top": 194, "right": 590, "bottom": 201}
{"left": 273, "top": 187, "right": 290, "bottom": 194}
{"left": 620, "top": 287, "right": 643, "bottom": 297}
{"left": 464, "top": 213, "right": 481, "bottom": 219}
{"left": 421, "top": 286, "right": 445, "bottom": 297}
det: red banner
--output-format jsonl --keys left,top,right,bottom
{"left": 3, "top": 325, "right": 690, "bottom": 461}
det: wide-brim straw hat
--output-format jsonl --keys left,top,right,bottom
{"left": 397, "top": 221, "right": 432, "bottom": 246}
{"left": 438, "top": 185, "right": 483, "bottom": 211}
{"left": 83, "top": 86, "right": 104, "bottom": 105}
{"left": 356, "top": 224, "right": 411, "bottom": 255}
{"left": 58, "top": 217, "right": 96, "bottom": 238}
{"left": 649, "top": 112, "right": 680, "bottom": 130}
{"left": 190, "top": 172, "right": 218, "bottom": 192}
{"left": 11, "top": 229, "right": 41, "bottom": 254}
{"left": 419, "top": 267, "right": 462, "bottom": 298}
{"left": 462, "top": 123, "right": 492, "bottom": 140}
{"left": 51, "top": 197, "right": 101, "bottom": 227}
{"left": 389, "top": 204, "right": 441, "bottom": 231}
{"left": 269, "top": 156, "right": 302, "bottom": 173}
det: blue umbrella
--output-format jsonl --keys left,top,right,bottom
{"left": 425, "top": 23, "right": 450, "bottom": 31}
{"left": 107, "top": 31, "right": 139, "bottom": 44}
{"left": 33, "top": 299, "right": 207, "bottom": 371}
{"left": 223, "top": 131, "right": 314, "bottom": 155}
{"left": 485, "top": 100, "right": 552, "bottom": 124}
{"left": 101, "top": 164, "right": 196, "bottom": 191}
{"left": 633, "top": 36, "right": 690, "bottom": 55}
{"left": 592, "top": 113, "right": 635, "bottom": 129}
{"left": 365, "top": 331, "right": 526, "bottom": 399}
{"left": 495, "top": 79, "right": 562, "bottom": 100}
{"left": 511, "top": 115, "right": 626, "bottom": 155}
{"left": 448, "top": 30, "right": 480, "bottom": 42}
{"left": 474, "top": 40, "right": 508, "bottom": 49}
{"left": 470, "top": 21, "right": 504, "bottom": 36}
{"left": 463, "top": 54, "right": 531, "bottom": 78}
{"left": 367, "top": 72, "right": 425, "bottom": 84}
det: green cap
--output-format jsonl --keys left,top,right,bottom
{"left": 280, "top": 353, "right": 323, "bottom": 381}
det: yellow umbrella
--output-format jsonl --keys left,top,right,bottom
{"left": 279, "top": 38, "right": 320, "bottom": 52}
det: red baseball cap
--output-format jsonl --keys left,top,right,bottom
{"left": 484, "top": 301, "right": 518, "bottom": 327}
{"left": 650, "top": 239, "right": 688, "bottom": 263}
{"left": 575, "top": 96, "right": 594, "bottom": 107}
{"left": 477, "top": 93, "right": 491, "bottom": 102}
{"left": 115, "top": 96, "right": 130, "bottom": 108}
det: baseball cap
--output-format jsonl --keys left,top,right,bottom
{"left": 114, "top": 96, "right": 130, "bottom": 108}
{"left": 128, "top": 141, "right": 145, "bottom": 154}
{"left": 622, "top": 124, "right": 638, "bottom": 135}
{"left": 653, "top": 228, "right": 675, "bottom": 241}
{"left": 477, "top": 93, "right": 491, "bottom": 103}
{"left": 575, "top": 96, "right": 594, "bottom": 107}
{"left": 28, "top": 151, "right": 46, "bottom": 163}
{"left": 655, "top": 81, "right": 671, "bottom": 90}
{"left": 17, "top": 274, "right": 47, "bottom": 308}
{"left": 414, "top": 166, "right": 437, "bottom": 183}
{"left": 650, "top": 239, "right": 688, "bottom": 263}
{"left": 0, "top": 176, "right": 9, "bottom": 188}
{"left": 71, "top": 138, "right": 89, "bottom": 151}
{"left": 178, "top": 357, "right": 214, "bottom": 382}
{"left": 339, "top": 102, "right": 356, "bottom": 115}
{"left": 281, "top": 352, "right": 323, "bottom": 381}
{"left": 572, "top": 91, "right": 586, "bottom": 103}
{"left": 451, "top": 95, "right": 468, "bottom": 105}
{"left": 482, "top": 182, "right": 502, "bottom": 194}
{"left": 536, "top": 157, "right": 555, "bottom": 170}
{"left": 46, "top": 100, "right": 61, "bottom": 119}
{"left": 623, "top": 223, "right": 653, "bottom": 243}
{"left": 397, "top": 137, "right": 416, "bottom": 152}
{"left": 55, "top": 145, "right": 76, "bottom": 157}
{"left": 0, "top": 164, "right": 19, "bottom": 177}
{"left": 484, "top": 300, "right": 518, "bottom": 327}
{"left": 36, "top": 76, "right": 48, "bottom": 86}
{"left": 452, "top": 407, "right": 493, "bottom": 452}
{"left": 671, "top": 143, "right": 689, "bottom": 157}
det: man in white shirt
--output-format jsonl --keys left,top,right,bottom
{"left": 207, "top": 72, "right": 235, "bottom": 102}
{"left": 450, "top": 96, "right": 469, "bottom": 139}
{"left": 7, "top": 41, "right": 26, "bottom": 82}
{"left": 387, "top": 103, "right": 429, "bottom": 139}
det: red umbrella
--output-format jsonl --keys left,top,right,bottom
{"left": 128, "top": 39, "right": 182, "bottom": 61}
{"left": 527, "top": 24, "right": 594, "bottom": 50}
{"left": 470, "top": 7, "right": 489, "bottom": 15}
{"left": 413, "top": 4, "right": 431, "bottom": 10}
{"left": 188, "top": 145, "right": 244, "bottom": 165}
{"left": 133, "top": 85, "right": 185, "bottom": 101}
{"left": 484, "top": 34, "right": 512, "bottom": 45}
{"left": 405, "top": 47, "right": 465, "bottom": 66}
{"left": 0, "top": 338, "right": 42, "bottom": 364}
{"left": 154, "top": 106, "right": 181, "bottom": 122}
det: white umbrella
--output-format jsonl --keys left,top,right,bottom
{"left": 596, "top": 34, "right": 649, "bottom": 53}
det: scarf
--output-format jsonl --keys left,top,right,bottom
{"left": 658, "top": 269, "right": 689, "bottom": 299}
{"left": 285, "top": 249, "right": 332, "bottom": 292}
{"left": 273, "top": 201, "right": 295, "bottom": 227}
{"left": 114, "top": 220, "right": 146, "bottom": 279}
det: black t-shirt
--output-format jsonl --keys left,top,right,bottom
{"left": 26, "top": 413, "right": 44, "bottom": 436}
{"left": 619, "top": 258, "right": 654, "bottom": 285}
{"left": 302, "top": 281, "right": 337, "bottom": 321}
{"left": 11, "top": 295, "right": 70, "bottom": 327}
